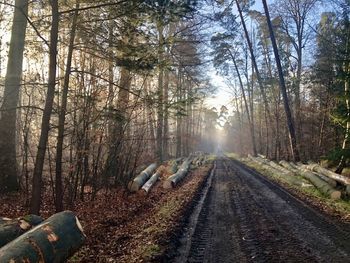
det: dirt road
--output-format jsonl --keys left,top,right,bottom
{"left": 173, "top": 157, "right": 350, "bottom": 263}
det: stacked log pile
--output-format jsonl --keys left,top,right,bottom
{"left": 304, "top": 162, "right": 350, "bottom": 194}
{"left": 163, "top": 157, "right": 192, "bottom": 189}
{"left": 128, "top": 153, "right": 209, "bottom": 193}
{"left": 0, "top": 211, "right": 85, "bottom": 262}
{"left": 247, "top": 156, "right": 346, "bottom": 200}
{"left": 128, "top": 163, "right": 157, "bottom": 192}
{"left": 247, "top": 155, "right": 306, "bottom": 187}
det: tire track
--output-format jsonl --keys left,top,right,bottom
{"left": 173, "top": 157, "right": 350, "bottom": 263}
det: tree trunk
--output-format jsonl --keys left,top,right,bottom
{"left": 103, "top": 67, "right": 131, "bottom": 181}
{"left": 0, "top": 0, "right": 28, "bottom": 193}
{"left": 235, "top": 0, "right": 271, "bottom": 123}
{"left": 0, "top": 215, "right": 43, "bottom": 247}
{"left": 336, "top": 59, "right": 350, "bottom": 173}
{"left": 30, "top": 0, "right": 59, "bottom": 215}
{"left": 55, "top": 4, "right": 79, "bottom": 213}
{"left": 262, "top": 0, "right": 300, "bottom": 162}
{"left": 163, "top": 70, "right": 169, "bottom": 160}
{"left": 0, "top": 211, "right": 85, "bottom": 262}
{"left": 157, "top": 23, "right": 165, "bottom": 163}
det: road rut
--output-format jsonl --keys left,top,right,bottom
{"left": 173, "top": 157, "right": 350, "bottom": 263}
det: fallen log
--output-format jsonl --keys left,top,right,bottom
{"left": 279, "top": 160, "right": 299, "bottom": 173}
{"left": 0, "top": 215, "right": 43, "bottom": 248}
{"left": 0, "top": 211, "right": 85, "bottom": 262}
{"left": 169, "top": 162, "right": 178, "bottom": 174}
{"left": 268, "top": 161, "right": 295, "bottom": 176}
{"left": 163, "top": 158, "right": 192, "bottom": 189}
{"left": 296, "top": 165, "right": 337, "bottom": 188}
{"left": 128, "top": 163, "right": 157, "bottom": 192}
{"left": 295, "top": 167, "right": 341, "bottom": 200}
{"left": 141, "top": 171, "right": 161, "bottom": 194}
{"left": 305, "top": 162, "right": 350, "bottom": 187}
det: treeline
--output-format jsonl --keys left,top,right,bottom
{"left": 213, "top": 0, "right": 350, "bottom": 171}
{"left": 0, "top": 0, "right": 216, "bottom": 214}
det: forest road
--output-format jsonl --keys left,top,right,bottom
{"left": 173, "top": 157, "right": 350, "bottom": 263}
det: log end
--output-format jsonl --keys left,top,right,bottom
{"left": 127, "top": 181, "right": 140, "bottom": 192}
{"left": 163, "top": 180, "right": 173, "bottom": 189}
{"left": 330, "top": 191, "right": 341, "bottom": 200}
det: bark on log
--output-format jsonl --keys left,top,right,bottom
{"left": 295, "top": 164, "right": 337, "bottom": 188}
{"left": 279, "top": 160, "right": 299, "bottom": 173}
{"left": 141, "top": 171, "right": 160, "bottom": 194}
{"left": 268, "top": 161, "right": 295, "bottom": 176}
{"left": 296, "top": 167, "right": 341, "bottom": 200}
{"left": 169, "top": 158, "right": 182, "bottom": 174}
{"left": 128, "top": 163, "right": 157, "bottom": 192}
{"left": 0, "top": 215, "right": 43, "bottom": 248}
{"left": 163, "top": 158, "right": 192, "bottom": 189}
{"left": 292, "top": 163, "right": 337, "bottom": 188}
{"left": 0, "top": 211, "right": 85, "bottom": 262}
{"left": 306, "top": 162, "right": 350, "bottom": 187}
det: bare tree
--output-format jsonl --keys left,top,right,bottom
{"left": 30, "top": 0, "right": 59, "bottom": 215}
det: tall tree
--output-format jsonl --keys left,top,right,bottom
{"left": 0, "top": 0, "right": 28, "bottom": 193}
{"left": 55, "top": 3, "right": 79, "bottom": 212}
{"left": 235, "top": 0, "right": 272, "bottom": 126}
{"left": 262, "top": 0, "right": 300, "bottom": 161}
{"left": 30, "top": 0, "right": 59, "bottom": 215}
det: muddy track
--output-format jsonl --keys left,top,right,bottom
{"left": 172, "top": 157, "right": 350, "bottom": 263}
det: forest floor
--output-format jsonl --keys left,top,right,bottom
{"left": 0, "top": 163, "right": 213, "bottom": 263}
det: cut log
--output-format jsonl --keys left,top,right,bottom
{"left": 141, "top": 171, "right": 160, "bottom": 194}
{"left": 296, "top": 167, "right": 341, "bottom": 200}
{"left": 305, "top": 162, "right": 350, "bottom": 187}
{"left": 0, "top": 211, "right": 85, "bottom": 263}
{"left": 268, "top": 161, "right": 295, "bottom": 176}
{"left": 0, "top": 211, "right": 85, "bottom": 262}
{"left": 279, "top": 160, "right": 299, "bottom": 173}
{"left": 128, "top": 163, "right": 157, "bottom": 192}
{"left": 0, "top": 215, "right": 43, "bottom": 248}
{"left": 169, "top": 162, "right": 178, "bottom": 174}
{"left": 295, "top": 164, "right": 337, "bottom": 188}
{"left": 195, "top": 156, "right": 204, "bottom": 167}
{"left": 163, "top": 158, "right": 192, "bottom": 189}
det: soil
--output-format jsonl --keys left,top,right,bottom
{"left": 172, "top": 157, "right": 350, "bottom": 263}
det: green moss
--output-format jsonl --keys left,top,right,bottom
{"left": 157, "top": 199, "right": 181, "bottom": 219}
{"left": 141, "top": 243, "right": 162, "bottom": 259}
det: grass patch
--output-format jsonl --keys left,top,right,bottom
{"left": 141, "top": 243, "right": 162, "bottom": 260}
